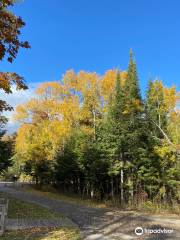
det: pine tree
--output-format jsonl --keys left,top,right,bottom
{"left": 99, "top": 70, "right": 126, "bottom": 201}
{"left": 0, "top": 120, "right": 13, "bottom": 173}
{"left": 122, "top": 50, "right": 146, "bottom": 201}
{"left": 124, "top": 49, "right": 141, "bottom": 103}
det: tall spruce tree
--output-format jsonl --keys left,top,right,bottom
{"left": 99, "top": 70, "right": 126, "bottom": 201}
{"left": 123, "top": 50, "right": 146, "bottom": 200}
{"left": 124, "top": 49, "right": 141, "bottom": 103}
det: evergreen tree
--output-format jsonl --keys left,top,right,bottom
{"left": 122, "top": 50, "right": 147, "bottom": 200}
{"left": 124, "top": 49, "right": 141, "bottom": 103}
{"left": 99, "top": 70, "right": 126, "bottom": 201}
{"left": 0, "top": 119, "right": 13, "bottom": 173}
{"left": 55, "top": 135, "right": 79, "bottom": 193}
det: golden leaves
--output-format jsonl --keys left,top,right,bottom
{"left": 35, "top": 82, "right": 66, "bottom": 100}
{"left": 164, "top": 86, "right": 179, "bottom": 112}
{"left": 100, "top": 69, "right": 116, "bottom": 102}
{"left": 154, "top": 143, "right": 176, "bottom": 162}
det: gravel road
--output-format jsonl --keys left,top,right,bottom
{"left": 0, "top": 186, "right": 179, "bottom": 240}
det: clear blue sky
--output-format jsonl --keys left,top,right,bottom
{"left": 1, "top": 0, "right": 180, "bottom": 94}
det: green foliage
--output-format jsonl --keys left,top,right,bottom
{"left": 145, "top": 79, "right": 180, "bottom": 203}
{"left": 0, "top": 0, "right": 29, "bottom": 176}
{"left": 0, "top": 192, "right": 61, "bottom": 219}
{"left": 11, "top": 51, "right": 180, "bottom": 207}
{"left": 124, "top": 49, "right": 141, "bottom": 102}
{"left": 0, "top": 128, "right": 14, "bottom": 173}
{"left": 99, "top": 71, "right": 125, "bottom": 177}
{"left": 23, "top": 159, "right": 54, "bottom": 185}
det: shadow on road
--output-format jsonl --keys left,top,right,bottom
{"left": 0, "top": 185, "right": 179, "bottom": 240}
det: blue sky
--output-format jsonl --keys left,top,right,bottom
{"left": 1, "top": 0, "right": 180, "bottom": 131}
{"left": 1, "top": 0, "right": 180, "bottom": 90}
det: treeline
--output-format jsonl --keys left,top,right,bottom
{"left": 12, "top": 52, "right": 180, "bottom": 206}
{"left": 0, "top": 1, "right": 179, "bottom": 207}
{"left": 0, "top": 0, "right": 29, "bottom": 177}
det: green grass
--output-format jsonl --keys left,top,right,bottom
{"left": 22, "top": 186, "right": 106, "bottom": 209}
{"left": 0, "top": 192, "right": 81, "bottom": 239}
{"left": 22, "top": 186, "right": 180, "bottom": 215}
{"left": 1, "top": 227, "right": 81, "bottom": 240}
{"left": 137, "top": 200, "right": 180, "bottom": 215}
{"left": 0, "top": 192, "right": 62, "bottom": 219}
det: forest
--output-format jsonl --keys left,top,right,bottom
{"left": 0, "top": 0, "right": 180, "bottom": 210}
{"left": 1, "top": 53, "right": 179, "bottom": 209}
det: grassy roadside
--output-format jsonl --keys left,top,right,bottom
{"left": 0, "top": 192, "right": 81, "bottom": 239}
{"left": 1, "top": 227, "right": 81, "bottom": 240}
{"left": 21, "top": 186, "right": 180, "bottom": 215}
{"left": 0, "top": 192, "right": 61, "bottom": 219}
{"left": 21, "top": 185, "right": 106, "bottom": 208}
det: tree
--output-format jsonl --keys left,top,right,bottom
{"left": 0, "top": 0, "right": 29, "bottom": 175}
{"left": 145, "top": 80, "right": 180, "bottom": 203}
{"left": 0, "top": 120, "right": 14, "bottom": 173}
{"left": 99, "top": 70, "right": 126, "bottom": 201}
{"left": 122, "top": 50, "right": 147, "bottom": 201}
{"left": 124, "top": 49, "right": 141, "bottom": 104}
{"left": 13, "top": 51, "right": 180, "bottom": 207}
{"left": 0, "top": 0, "right": 30, "bottom": 112}
{"left": 13, "top": 82, "right": 80, "bottom": 183}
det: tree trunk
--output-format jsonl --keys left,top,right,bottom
{"left": 111, "top": 177, "right": 114, "bottom": 199}
{"left": 120, "top": 168, "right": 124, "bottom": 204}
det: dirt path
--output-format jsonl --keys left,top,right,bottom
{"left": 0, "top": 186, "right": 180, "bottom": 240}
